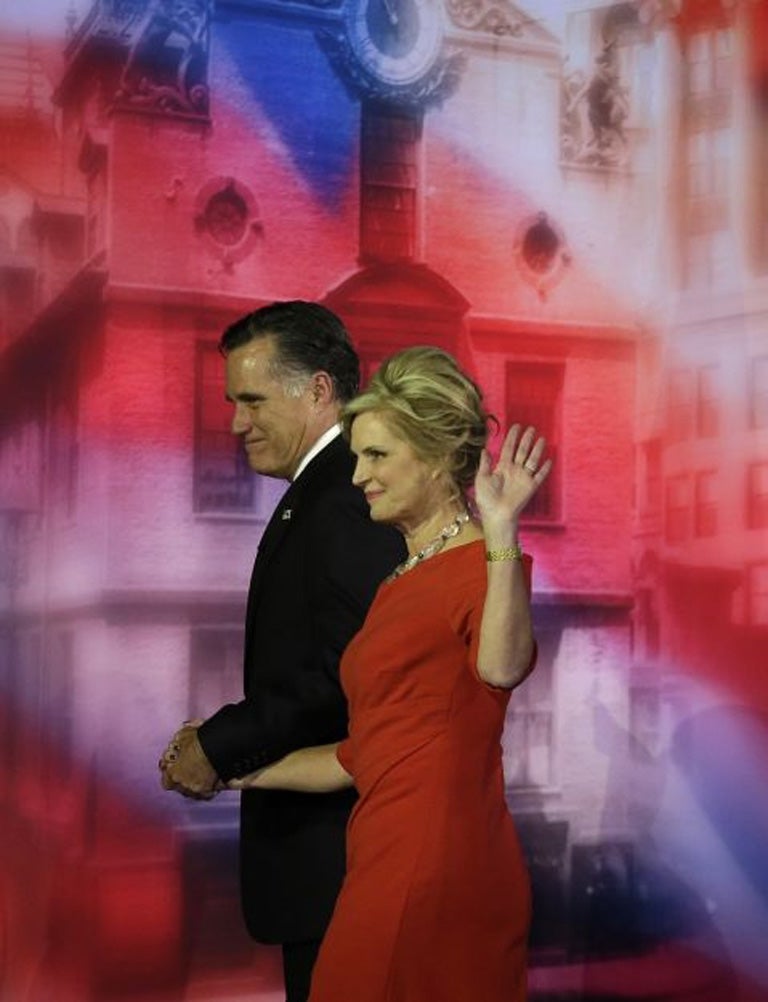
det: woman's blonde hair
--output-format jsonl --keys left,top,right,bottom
{"left": 341, "top": 346, "right": 494, "bottom": 491}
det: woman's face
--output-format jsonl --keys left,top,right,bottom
{"left": 350, "top": 411, "right": 446, "bottom": 531}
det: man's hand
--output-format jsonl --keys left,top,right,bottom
{"left": 159, "top": 720, "right": 221, "bottom": 800}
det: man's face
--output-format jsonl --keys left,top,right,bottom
{"left": 225, "top": 336, "right": 319, "bottom": 480}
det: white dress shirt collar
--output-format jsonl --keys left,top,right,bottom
{"left": 292, "top": 424, "right": 342, "bottom": 482}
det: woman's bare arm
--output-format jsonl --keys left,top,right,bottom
{"left": 226, "top": 742, "right": 353, "bottom": 793}
{"left": 474, "top": 425, "right": 552, "bottom": 689}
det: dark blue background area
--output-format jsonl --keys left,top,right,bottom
{"left": 218, "top": 18, "right": 359, "bottom": 210}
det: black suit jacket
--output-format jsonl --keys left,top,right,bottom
{"left": 198, "top": 436, "right": 405, "bottom": 944}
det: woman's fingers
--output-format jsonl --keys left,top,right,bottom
{"left": 512, "top": 426, "right": 536, "bottom": 468}
{"left": 495, "top": 426, "right": 547, "bottom": 478}
{"left": 533, "top": 456, "right": 553, "bottom": 484}
{"left": 522, "top": 435, "right": 547, "bottom": 475}
{"left": 497, "top": 424, "right": 522, "bottom": 470}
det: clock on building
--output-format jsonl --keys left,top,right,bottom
{"left": 345, "top": 0, "right": 445, "bottom": 87}
{"left": 321, "top": 0, "right": 462, "bottom": 106}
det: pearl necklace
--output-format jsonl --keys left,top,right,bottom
{"left": 388, "top": 512, "right": 470, "bottom": 581}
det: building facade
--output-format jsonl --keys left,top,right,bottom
{"left": 1, "top": 0, "right": 765, "bottom": 998}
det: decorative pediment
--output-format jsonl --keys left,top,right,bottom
{"left": 326, "top": 263, "right": 469, "bottom": 363}
{"left": 326, "top": 262, "right": 469, "bottom": 314}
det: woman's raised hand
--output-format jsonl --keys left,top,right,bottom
{"left": 474, "top": 425, "right": 552, "bottom": 531}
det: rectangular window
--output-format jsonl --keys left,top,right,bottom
{"left": 194, "top": 342, "right": 257, "bottom": 514}
{"left": 639, "top": 438, "right": 662, "bottom": 514}
{"left": 747, "top": 462, "right": 768, "bottom": 530}
{"left": 749, "top": 355, "right": 768, "bottom": 430}
{"left": 634, "top": 588, "right": 660, "bottom": 663}
{"left": 682, "top": 30, "right": 733, "bottom": 289}
{"left": 666, "top": 369, "right": 694, "bottom": 442}
{"left": 503, "top": 630, "right": 557, "bottom": 789}
{"left": 665, "top": 474, "right": 690, "bottom": 543}
{"left": 685, "top": 29, "right": 733, "bottom": 103}
{"left": 630, "top": 685, "right": 661, "bottom": 758}
{"left": 683, "top": 171, "right": 731, "bottom": 287}
{"left": 360, "top": 104, "right": 420, "bottom": 263}
{"left": 687, "top": 33, "right": 711, "bottom": 96}
{"left": 696, "top": 364, "right": 719, "bottom": 437}
{"left": 685, "top": 131, "right": 728, "bottom": 214}
{"left": 505, "top": 362, "right": 564, "bottom": 522}
{"left": 713, "top": 28, "right": 733, "bottom": 93}
{"left": 694, "top": 470, "right": 718, "bottom": 537}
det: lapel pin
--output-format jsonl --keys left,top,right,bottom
{"left": 281, "top": 509, "right": 292, "bottom": 520}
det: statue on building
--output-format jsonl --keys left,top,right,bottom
{"left": 561, "top": 44, "right": 629, "bottom": 168}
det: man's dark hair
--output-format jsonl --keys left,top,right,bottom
{"left": 219, "top": 301, "right": 360, "bottom": 402}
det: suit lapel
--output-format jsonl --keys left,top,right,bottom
{"left": 243, "top": 437, "right": 353, "bottom": 652}
{"left": 252, "top": 484, "right": 298, "bottom": 578}
{"left": 243, "top": 482, "right": 298, "bottom": 653}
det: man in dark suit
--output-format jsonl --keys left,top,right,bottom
{"left": 159, "top": 301, "right": 405, "bottom": 1002}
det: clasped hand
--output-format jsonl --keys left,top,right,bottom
{"left": 159, "top": 719, "right": 221, "bottom": 800}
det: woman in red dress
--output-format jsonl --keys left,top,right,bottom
{"left": 230, "top": 346, "right": 552, "bottom": 1002}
